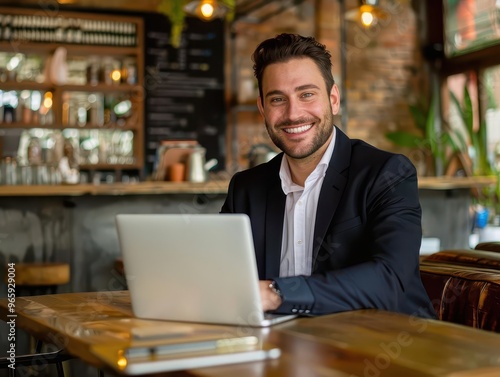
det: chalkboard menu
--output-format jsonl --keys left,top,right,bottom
{"left": 143, "top": 13, "right": 226, "bottom": 175}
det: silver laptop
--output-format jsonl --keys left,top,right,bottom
{"left": 116, "top": 213, "right": 297, "bottom": 327}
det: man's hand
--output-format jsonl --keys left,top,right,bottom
{"left": 260, "top": 280, "right": 282, "bottom": 312}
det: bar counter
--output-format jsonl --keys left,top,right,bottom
{"left": 417, "top": 175, "right": 496, "bottom": 189}
{"left": 0, "top": 180, "right": 229, "bottom": 295}
{"left": 0, "top": 175, "right": 495, "bottom": 196}
{"left": 0, "top": 180, "right": 231, "bottom": 196}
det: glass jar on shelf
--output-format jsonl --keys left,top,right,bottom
{"left": 27, "top": 136, "right": 43, "bottom": 166}
{"left": 121, "top": 58, "right": 137, "bottom": 85}
{"left": 86, "top": 93, "right": 104, "bottom": 126}
{"left": 18, "top": 90, "right": 32, "bottom": 124}
{"left": 86, "top": 57, "right": 100, "bottom": 86}
{"left": 100, "top": 58, "right": 113, "bottom": 85}
{"left": 0, "top": 156, "right": 18, "bottom": 185}
{"left": 30, "top": 91, "right": 42, "bottom": 125}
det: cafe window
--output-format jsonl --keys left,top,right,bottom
{"left": 440, "top": 1, "right": 500, "bottom": 176}
{"left": 446, "top": 71, "right": 479, "bottom": 149}
{"left": 483, "top": 65, "right": 500, "bottom": 169}
{"left": 444, "top": 0, "right": 500, "bottom": 57}
{"left": 444, "top": 67, "right": 500, "bottom": 175}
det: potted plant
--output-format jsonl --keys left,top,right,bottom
{"left": 449, "top": 86, "right": 493, "bottom": 177}
{"left": 385, "top": 92, "right": 466, "bottom": 176}
{"left": 450, "top": 84, "right": 500, "bottom": 239}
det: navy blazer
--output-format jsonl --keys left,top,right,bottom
{"left": 221, "top": 127, "right": 436, "bottom": 318}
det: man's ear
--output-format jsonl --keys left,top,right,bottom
{"left": 330, "top": 84, "right": 341, "bottom": 115}
{"left": 257, "top": 96, "right": 265, "bottom": 117}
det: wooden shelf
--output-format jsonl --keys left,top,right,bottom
{"left": 0, "top": 122, "right": 137, "bottom": 130}
{"left": 0, "top": 41, "right": 140, "bottom": 56}
{"left": 0, "top": 81, "right": 53, "bottom": 91}
{"left": 442, "top": 43, "right": 500, "bottom": 76}
{"left": 0, "top": 180, "right": 230, "bottom": 197}
{"left": 0, "top": 7, "right": 145, "bottom": 172}
{"left": 62, "top": 123, "right": 138, "bottom": 130}
{"left": 79, "top": 163, "right": 141, "bottom": 170}
{"left": 0, "top": 122, "right": 53, "bottom": 129}
{"left": 59, "top": 83, "right": 143, "bottom": 93}
{"left": 418, "top": 176, "right": 497, "bottom": 190}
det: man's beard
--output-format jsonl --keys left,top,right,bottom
{"left": 266, "top": 110, "right": 334, "bottom": 159}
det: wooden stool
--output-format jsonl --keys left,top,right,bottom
{"left": 2, "top": 262, "right": 71, "bottom": 377}
{"left": 11, "top": 263, "right": 70, "bottom": 296}
{"left": 0, "top": 346, "right": 72, "bottom": 377}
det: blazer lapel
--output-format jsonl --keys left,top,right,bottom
{"left": 264, "top": 155, "right": 286, "bottom": 279}
{"left": 312, "top": 127, "right": 351, "bottom": 263}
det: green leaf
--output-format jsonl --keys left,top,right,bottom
{"left": 158, "top": 0, "right": 186, "bottom": 48}
{"left": 448, "top": 129, "right": 468, "bottom": 153}
{"left": 450, "top": 91, "right": 466, "bottom": 129}
{"left": 485, "top": 75, "right": 498, "bottom": 110}
{"left": 462, "top": 86, "right": 474, "bottom": 138}
{"left": 223, "top": 0, "right": 235, "bottom": 22}
{"left": 409, "top": 104, "right": 426, "bottom": 131}
{"left": 450, "top": 87, "right": 475, "bottom": 144}
{"left": 442, "top": 132, "right": 460, "bottom": 153}
{"left": 476, "top": 121, "right": 493, "bottom": 175}
{"left": 385, "top": 131, "right": 426, "bottom": 148}
{"left": 426, "top": 93, "right": 439, "bottom": 157}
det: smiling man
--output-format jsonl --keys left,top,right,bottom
{"left": 221, "top": 33, "right": 436, "bottom": 319}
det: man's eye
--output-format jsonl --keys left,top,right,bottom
{"left": 270, "top": 97, "right": 284, "bottom": 103}
{"left": 301, "top": 92, "right": 314, "bottom": 98}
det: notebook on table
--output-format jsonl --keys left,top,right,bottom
{"left": 115, "top": 213, "right": 297, "bottom": 327}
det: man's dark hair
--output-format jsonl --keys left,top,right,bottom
{"left": 252, "top": 33, "right": 335, "bottom": 102}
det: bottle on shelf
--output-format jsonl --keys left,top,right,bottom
{"left": 0, "top": 8, "right": 144, "bottom": 179}
{"left": 86, "top": 58, "right": 100, "bottom": 86}
{"left": 2, "top": 90, "right": 17, "bottom": 123}
{"left": 39, "top": 91, "right": 53, "bottom": 126}
{"left": 86, "top": 93, "right": 104, "bottom": 126}
{"left": 0, "top": 156, "right": 17, "bottom": 185}
{"left": 104, "top": 95, "right": 118, "bottom": 125}
{"left": 27, "top": 136, "right": 43, "bottom": 166}
{"left": 19, "top": 90, "right": 32, "bottom": 124}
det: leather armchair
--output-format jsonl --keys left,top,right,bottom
{"left": 420, "top": 249, "right": 500, "bottom": 332}
{"left": 475, "top": 242, "right": 500, "bottom": 253}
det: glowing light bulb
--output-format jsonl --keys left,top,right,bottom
{"left": 111, "top": 69, "right": 121, "bottom": 84}
{"left": 200, "top": 2, "right": 214, "bottom": 19}
{"left": 184, "top": 0, "right": 228, "bottom": 21}
{"left": 117, "top": 356, "right": 127, "bottom": 369}
{"left": 43, "top": 97, "right": 53, "bottom": 109}
{"left": 43, "top": 92, "right": 53, "bottom": 109}
{"left": 360, "top": 11, "right": 374, "bottom": 27}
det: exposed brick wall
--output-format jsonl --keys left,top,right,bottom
{"left": 343, "top": 0, "right": 425, "bottom": 152}
{"left": 226, "top": 0, "right": 424, "bottom": 170}
{"left": 227, "top": 0, "right": 316, "bottom": 169}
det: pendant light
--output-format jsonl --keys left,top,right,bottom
{"left": 184, "top": 0, "right": 229, "bottom": 21}
{"left": 345, "top": 0, "right": 381, "bottom": 28}
{"left": 360, "top": 0, "right": 379, "bottom": 27}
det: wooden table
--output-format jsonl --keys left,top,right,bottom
{"left": 2, "top": 291, "right": 500, "bottom": 377}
